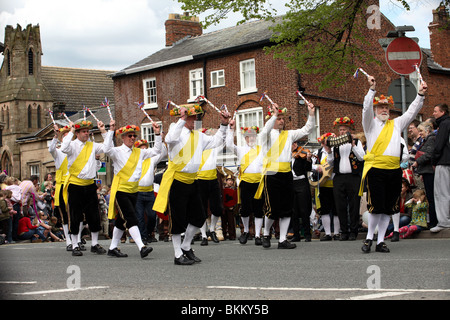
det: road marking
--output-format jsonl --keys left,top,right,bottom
{"left": 207, "top": 286, "right": 450, "bottom": 293}
{"left": 13, "top": 286, "right": 109, "bottom": 295}
{"left": 343, "top": 291, "right": 412, "bottom": 300}
{"left": 0, "top": 281, "right": 37, "bottom": 284}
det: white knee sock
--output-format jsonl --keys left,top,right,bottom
{"left": 71, "top": 234, "right": 79, "bottom": 248}
{"left": 279, "top": 217, "right": 291, "bottom": 242}
{"left": 109, "top": 227, "right": 124, "bottom": 250}
{"left": 241, "top": 217, "right": 250, "bottom": 233}
{"left": 200, "top": 222, "right": 207, "bottom": 238}
{"left": 377, "top": 214, "right": 391, "bottom": 244}
{"left": 333, "top": 216, "right": 340, "bottom": 234}
{"left": 210, "top": 215, "right": 219, "bottom": 232}
{"left": 91, "top": 231, "right": 99, "bottom": 247}
{"left": 172, "top": 234, "right": 183, "bottom": 258}
{"left": 63, "top": 224, "right": 71, "bottom": 246}
{"left": 255, "top": 218, "right": 263, "bottom": 238}
{"left": 322, "top": 215, "right": 331, "bottom": 235}
{"left": 263, "top": 216, "right": 274, "bottom": 236}
{"left": 181, "top": 224, "right": 198, "bottom": 251}
{"left": 78, "top": 222, "right": 83, "bottom": 243}
{"left": 128, "top": 226, "right": 144, "bottom": 250}
{"left": 392, "top": 213, "right": 400, "bottom": 232}
{"left": 367, "top": 213, "right": 381, "bottom": 240}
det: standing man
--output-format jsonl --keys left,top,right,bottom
{"left": 430, "top": 103, "right": 450, "bottom": 233}
{"left": 360, "top": 76, "right": 427, "bottom": 253}
{"left": 255, "top": 102, "right": 315, "bottom": 249}
{"left": 323, "top": 117, "right": 365, "bottom": 241}
{"left": 226, "top": 124, "right": 264, "bottom": 245}
{"left": 104, "top": 123, "right": 162, "bottom": 258}
{"left": 153, "top": 105, "right": 229, "bottom": 265}
{"left": 60, "top": 119, "right": 110, "bottom": 256}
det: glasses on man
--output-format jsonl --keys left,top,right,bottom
{"left": 126, "top": 134, "right": 138, "bottom": 138}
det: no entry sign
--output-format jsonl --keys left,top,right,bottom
{"left": 386, "top": 37, "right": 422, "bottom": 75}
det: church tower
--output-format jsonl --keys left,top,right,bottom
{"left": 0, "top": 24, "right": 53, "bottom": 177}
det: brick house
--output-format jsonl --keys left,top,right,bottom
{"left": 111, "top": 1, "right": 449, "bottom": 167}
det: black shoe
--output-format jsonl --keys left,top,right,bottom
{"left": 391, "top": 231, "right": 400, "bottom": 242}
{"left": 78, "top": 242, "right": 86, "bottom": 251}
{"left": 140, "top": 246, "right": 153, "bottom": 258}
{"left": 200, "top": 237, "right": 208, "bottom": 246}
{"left": 182, "top": 249, "right": 201, "bottom": 263}
{"left": 72, "top": 247, "right": 83, "bottom": 256}
{"left": 304, "top": 236, "right": 312, "bottom": 242}
{"left": 349, "top": 233, "right": 357, "bottom": 241}
{"left": 174, "top": 254, "right": 195, "bottom": 265}
{"left": 255, "top": 237, "right": 262, "bottom": 246}
{"left": 320, "top": 234, "right": 332, "bottom": 241}
{"left": 208, "top": 231, "right": 220, "bottom": 243}
{"left": 375, "top": 242, "right": 390, "bottom": 253}
{"left": 66, "top": 244, "right": 73, "bottom": 251}
{"left": 81, "top": 237, "right": 86, "bottom": 245}
{"left": 262, "top": 235, "right": 271, "bottom": 248}
{"left": 91, "top": 244, "right": 106, "bottom": 254}
{"left": 239, "top": 232, "right": 249, "bottom": 244}
{"left": 340, "top": 233, "right": 349, "bottom": 241}
{"left": 333, "top": 234, "right": 341, "bottom": 241}
{"left": 278, "top": 240, "right": 297, "bottom": 249}
{"left": 150, "top": 237, "right": 158, "bottom": 243}
{"left": 291, "top": 234, "right": 301, "bottom": 242}
{"left": 361, "top": 239, "right": 373, "bottom": 253}
{"left": 107, "top": 247, "right": 128, "bottom": 257}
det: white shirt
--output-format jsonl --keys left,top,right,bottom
{"left": 260, "top": 114, "right": 315, "bottom": 164}
{"left": 48, "top": 137, "right": 68, "bottom": 173}
{"left": 60, "top": 131, "right": 112, "bottom": 180}
{"left": 363, "top": 89, "right": 424, "bottom": 157}
{"left": 138, "top": 144, "right": 168, "bottom": 187}
{"left": 226, "top": 128, "right": 263, "bottom": 174}
{"left": 326, "top": 140, "right": 365, "bottom": 174}
{"left": 164, "top": 119, "right": 226, "bottom": 174}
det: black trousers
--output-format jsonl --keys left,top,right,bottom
{"left": 114, "top": 191, "right": 139, "bottom": 230}
{"left": 198, "top": 178, "right": 223, "bottom": 218}
{"left": 333, "top": 174, "right": 361, "bottom": 235}
{"left": 263, "top": 171, "right": 294, "bottom": 220}
{"left": 292, "top": 178, "right": 312, "bottom": 238}
{"left": 55, "top": 184, "right": 68, "bottom": 225}
{"left": 67, "top": 183, "right": 101, "bottom": 234}
{"left": 239, "top": 180, "right": 264, "bottom": 219}
{"left": 169, "top": 179, "right": 206, "bottom": 235}
{"left": 366, "top": 167, "right": 402, "bottom": 215}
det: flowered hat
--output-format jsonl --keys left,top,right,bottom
{"left": 169, "top": 104, "right": 204, "bottom": 117}
{"left": 373, "top": 94, "right": 394, "bottom": 106}
{"left": 58, "top": 125, "right": 71, "bottom": 134}
{"left": 333, "top": 116, "right": 355, "bottom": 129}
{"left": 265, "top": 107, "right": 288, "bottom": 120}
{"left": 116, "top": 125, "right": 140, "bottom": 137}
{"left": 317, "top": 132, "right": 336, "bottom": 143}
{"left": 74, "top": 120, "right": 93, "bottom": 131}
{"left": 134, "top": 139, "right": 149, "bottom": 148}
{"left": 241, "top": 126, "right": 260, "bottom": 135}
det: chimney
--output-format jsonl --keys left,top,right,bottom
{"left": 428, "top": 4, "right": 450, "bottom": 68}
{"left": 165, "top": 12, "right": 202, "bottom": 47}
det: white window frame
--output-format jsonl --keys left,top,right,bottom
{"left": 210, "top": 69, "right": 225, "bottom": 88}
{"left": 141, "top": 121, "right": 163, "bottom": 148}
{"left": 189, "top": 68, "right": 204, "bottom": 101}
{"left": 238, "top": 59, "right": 257, "bottom": 95}
{"left": 235, "top": 107, "right": 264, "bottom": 147}
{"left": 30, "top": 164, "right": 40, "bottom": 178}
{"left": 143, "top": 78, "right": 157, "bottom": 109}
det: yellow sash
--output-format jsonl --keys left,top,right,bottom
{"left": 54, "top": 157, "right": 68, "bottom": 207}
{"left": 137, "top": 158, "right": 154, "bottom": 192}
{"left": 197, "top": 149, "right": 217, "bottom": 180}
{"left": 240, "top": 146, "right": 262, "bottom": 183}
{"left": 108, "top": 148, "right": 141, "bottom": 219}
{"left": 255, "top": 131, "right": 289, "bottom": 199}
{"left": 153, "top": 131, "right": 199, "bottom": 213}
{"left": 63, "top": 142, "right": 94, "bottom": 209}
{"left": 359, "top": 119, "right": 399, "bottom": 196}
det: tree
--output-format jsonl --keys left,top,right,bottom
{"left": 178, "top": 0, "right": 449, "bottom": 90}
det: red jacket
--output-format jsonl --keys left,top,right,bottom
{"left": 18, "top": 217, "right": 38, "bottom": 234}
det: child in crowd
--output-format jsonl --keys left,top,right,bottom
{"left": 48, "top": 216, "right": 65, "bottom": 241}
{"left": 386, "top": 189, "right": 428, "bottom": 239}
{"left": 0, "top": 190, "right": 13, "bottom": 243}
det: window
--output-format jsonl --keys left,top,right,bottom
{"left": 143, "top": 78, "right": 157, "bottom": 109}
{"left": 37, "top": 105, "right": 41, "bottom": 128}
{"left": 235, "top": 107, "right": 264, "bottom": 147}
{"left": 30, "top": 164, "right": 40, "bottom": 178}
{"left": 7, "top": 50, "right": 11, "bottom": 76}
{"left": 239, "top": 59, "right": 257, "bottom": 95}
{"left": 210, "top": 70, "right": 225, "bottom": 88}
{"left": 189, "top": 68, "right": 203, "bottom": 101}
{"left": 141, "top": 121, "right": 163, "bottom": 148}
{"left": 28, "top": 48, "right": 34, "bottom": 75}
{"left": 28, "top": 105, "right": 32, "bottom": 128}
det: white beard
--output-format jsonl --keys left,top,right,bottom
{"left": 376, "top": 113, "right": 389, "bottom": 122}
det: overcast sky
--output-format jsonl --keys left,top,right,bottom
{"left": 0, "top": 0, "right": 442, "bottom": 72}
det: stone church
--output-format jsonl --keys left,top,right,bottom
{"left": 0, "top": 24, "right": 115, "bottom": 184}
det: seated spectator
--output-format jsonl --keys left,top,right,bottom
{"left": 17, "top": 214, "right": 46, "bottom": 242}
{"left": 385, "top": 178, "right": 413, "bottom": 240}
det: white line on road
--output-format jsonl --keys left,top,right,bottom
{"left": 342, "top": 291, "right": 412, "bottom": 300}
{"left": 207, "top": 286, "right": 450, "bottom": 293}
{"left": 0, "top": 281, "right": 37, "bottom": 284}
{"left": 13, "top": 286, "right": 109, "bottom": 295}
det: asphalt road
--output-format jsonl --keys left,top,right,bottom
{"left": 1, "top": 235, "right": 449, "bottom": 306}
